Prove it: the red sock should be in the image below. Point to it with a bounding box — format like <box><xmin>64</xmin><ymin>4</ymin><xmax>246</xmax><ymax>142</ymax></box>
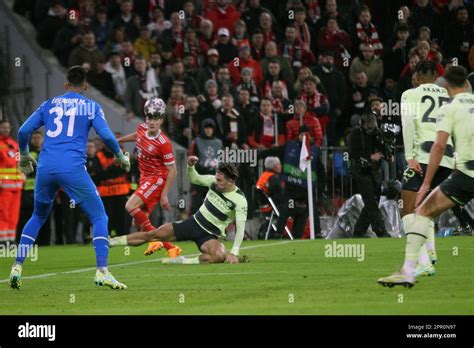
<box><xmin>162</xmin><ymin>242</ymin><xmax>175</xmax><ymax>250</ymax></box>
<box><xmin>130</xmin><ymin>208</ymin><xmax>154</xmax><ymax>231</ymax></box>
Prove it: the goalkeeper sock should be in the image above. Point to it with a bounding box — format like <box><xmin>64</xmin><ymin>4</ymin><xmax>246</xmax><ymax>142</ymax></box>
<box><xmin>402</xmin><ymin>214</ymin><xmax>433</xmax><ymax>276</ymax></box>
<box><xmin>16</xmin><ymin>202</ymin><xmax>51</xmax><ymax>264</ymax></box>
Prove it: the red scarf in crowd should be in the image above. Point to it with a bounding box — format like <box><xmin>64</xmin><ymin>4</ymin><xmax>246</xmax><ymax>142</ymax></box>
<box><xmin>294</xmin><ymin>21</ymin><xmax>311</xmax><ymax>51</ymax></box>
<box><xmin>356</xmin><ymin>22</ymin><xmax>383</xmax><ymax>57</ymax></box>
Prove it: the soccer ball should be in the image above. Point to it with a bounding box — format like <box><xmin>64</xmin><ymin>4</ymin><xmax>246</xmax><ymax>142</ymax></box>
<box><xmin>144</xmin><ymin>97</ymin><xmax>166</xmax><ymax>118</ymax></box>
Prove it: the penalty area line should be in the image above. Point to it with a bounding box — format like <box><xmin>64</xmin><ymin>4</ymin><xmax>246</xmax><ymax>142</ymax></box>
<box><xmin>0</xmin><ymin>240</ymin><xmax>302</xmax><ymax>283</ymax></box>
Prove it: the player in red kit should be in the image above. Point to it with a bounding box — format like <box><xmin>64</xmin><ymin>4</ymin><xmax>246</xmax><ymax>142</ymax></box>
<box><xmin>118</xmin><ymin>98</ymin><xmax>181</xmax><ymax>257</ymax></box>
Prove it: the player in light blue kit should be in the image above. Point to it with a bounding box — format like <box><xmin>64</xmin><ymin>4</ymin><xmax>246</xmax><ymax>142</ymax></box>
<box><xmin>9</xmin><ymin>66</ymin><xmax>130</xmax><ymax>290</ymax></box>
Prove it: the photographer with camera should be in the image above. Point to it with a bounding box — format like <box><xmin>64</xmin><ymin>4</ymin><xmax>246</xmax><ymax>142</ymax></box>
<box><xmin>348</xmin><ymin>113</ymin><xmax>392</xmax><ymax>238</ymax></box>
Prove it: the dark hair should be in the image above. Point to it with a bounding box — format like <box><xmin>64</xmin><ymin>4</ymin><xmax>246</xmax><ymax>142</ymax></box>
<box><xmin>66</xmin><ymin>66</ymin><xmax>87</xmax><ymax>86</ymax></box>
<box><xmin>444</xmin><ymin>66</ymin><xmax>467</xmax><ymax>88</ymax></box>
<box><xmin>415</xmin><ymin>60</ymin><xmax>437</xmax><ymax>76</ymax></box>
<box><xmin>0</xmin><ymin>119</ymin><xmax>10</xmax><ymax>124</ymax></box>
<box><xmin>217</xmin><ymin>162</ymin><xmax>239</xmax><ymax>181</ymax></box>
<box><xmin>359</xmin><ymin>5</ymin><xmax>370</xmax><ymax>14</ymax></box>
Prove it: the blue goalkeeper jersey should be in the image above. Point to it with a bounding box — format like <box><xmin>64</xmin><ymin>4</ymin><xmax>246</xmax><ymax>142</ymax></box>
<box><xmin>18</xmin><ymin>91</ymin><xmax>120</xmax><ymax>173</ymax></box>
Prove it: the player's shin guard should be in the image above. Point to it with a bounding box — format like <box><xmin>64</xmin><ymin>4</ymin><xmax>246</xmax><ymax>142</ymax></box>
<box><xmin>402</xmin><ymin>214</ymin><xmax>433</xmax><ymax>276</ymax></box>
<box><xmin>15</xmin><ymin>201</ymin><xmax>52</xmax><ymax>265</ymax></box>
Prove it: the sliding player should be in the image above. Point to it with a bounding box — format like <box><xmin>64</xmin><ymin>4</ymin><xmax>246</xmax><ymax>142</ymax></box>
<box><xmin>110</xmin><ymin>157</ymin><xmax>247</xmax><ymax>264</ymax></box>
<box><xmin>378</xmin><ymin>66</ymin><xmax>474</xmax><ymax>288</ymax></box>
<box><xmin>118</xmin><ymin>97</ymin><xmax>181</xmax><ymax>258</ymax></box>
<box><xmin>10</xmin><ymin>66</ymin><xmax>129</xmax><ymax>290</ymax></box>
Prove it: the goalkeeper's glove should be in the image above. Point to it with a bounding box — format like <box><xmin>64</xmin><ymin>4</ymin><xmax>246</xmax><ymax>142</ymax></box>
<box><xmin>19</xmin><ymin>151</ymin><xmax>37</xmax><ymax>175</ymax></box>
<box><xmin>114</xmin><ymin>151</ymin><xmax>130</xmax><ymax>172</ymax></box>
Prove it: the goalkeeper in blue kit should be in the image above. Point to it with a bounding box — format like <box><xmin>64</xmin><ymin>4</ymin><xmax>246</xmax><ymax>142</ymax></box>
<box><xmin>9</xmin><ymin>66</ymin><xmax>130</xmax><ymax>290</ymax></box>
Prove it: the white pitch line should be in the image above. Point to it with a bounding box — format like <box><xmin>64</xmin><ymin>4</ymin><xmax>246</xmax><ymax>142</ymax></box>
<box><xmin>0</xmin><ymin>240</ymin><xmax>302</xmax><ymax>283</ymax></box>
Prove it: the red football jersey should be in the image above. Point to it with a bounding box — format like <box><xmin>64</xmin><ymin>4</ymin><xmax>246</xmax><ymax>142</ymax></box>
<box><xmin>136</xmin><ymin>123</ymin><xmax>175</xmax><ymax>180</ymax></box>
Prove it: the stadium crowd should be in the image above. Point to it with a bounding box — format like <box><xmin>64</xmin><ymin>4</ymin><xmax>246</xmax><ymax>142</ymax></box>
<box><xmin>6</xmin><ymin>0</ymin><xmax>474</xmax><ymax>242</ymax></box>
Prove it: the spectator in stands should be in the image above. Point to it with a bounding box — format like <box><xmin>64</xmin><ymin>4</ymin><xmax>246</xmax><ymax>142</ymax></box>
<box><xmin>270</xmin><ymin>81</ymin><xmax>292</xmax><ymax>122</ymax></box>
<box><xmin>232</xmin><ymin>20</ymin><xmax>250</xmax><ymax>48</ymax></box>
<box><xmin>162</xmin><ymin>60</ymin><xmax>199</xmax><ymax>101</ymax></box>
<box><xmin>250</xmin><ymin>29</ymin><xmax>266</xmax><ymax>61</ymax></box>
<box><xmin>175</xmin><ymin>26</ymin><xmax>209</xmax><ymax>68</ymax></box>
<box><xmin>147</xmin><ymin>6</ymin><xmax>166</xmax><ymax>41</ymax></box>
<box><xmin>103</xmin><ymin>27</ymin><xmax>126</xmax><ymax>61</ymax></box>
<box><xmin>198</xmin><ymin>79</ymin><xmax>222</xmax><ymax>118</ymax></box>
<box><xmin>349</xmin><ymin>71</ymin><xmax>371</xmax><ymax>123</ymax></box>
<box><xmin>228</xmin><ymin>42</ymin><xmax>263</xmax><ymax>87</ymax></box>
<box><xmin>248</xmin><ymin>97</ymin><xmax>284</xmax><ymax>149</ymax></box>
<box><xmin>259</xmin><ymin>11</ymin><xmax>279</xmax><ymax>44</ymax></box>
<box><xmin>160</xmin><ymin>12</ymin><xmax>184</xmax><ymax>48</ymax></box>
<box><xmin>53</xmin><ymin>8</ymin><xmax>82</xmax><ymax>67</ymax></box>
<box><xmin>260</xmin><ymin>59</ymin><xmax>292</xmax><ymax>100</ymax></box>
<box><xmin>183</xmin><ymin>53</ymin><xmax>198</xmax><ymax>79</ymax></box>
<box><xmin>393</xmin><ymin>5</ymin><xmax>416</xmax><ymax>39</ymax></box>
<box><xmin>235</xmin><ymin>67</ymin><xmax>260</xmax><ymax>104</ymax></box>
<box><xmin>444</xmin><ymin>7</ymin><xmax>474</xmax><ymax>69</ymax></box>
<box><xmin>241</xmin><ymin>0</ymin><xmax>273</xmax><ymax>35</ymax></box>
<box><xmin>313</xmin><ymin>51</ymin><xmax>347</xmax><ymax>146</ymax></box>
<box><xmin>215</xmin><ymin>27</ymin><xmax>239</xmax><ymax>65</ymax></box>
<box><xmin>383</xmin><ymin>24</ymin><xmax>412</xmax><ymax>80</ymax></box>
<box><xmin>197</xmin><ymin>19</ymin><xmax>215</xmax><ymax>47</ymax></box>
<box><xmin>182</xmin><ymin>0</ymin><xmax>203</xmax><ymax>30</ymax></box>
<box><xmin>112</xmin><ymin>0</ymin><xmax>139</xmax><ymax>42</ymax></box>
<box><xmin>410</xmin><ymin>0</ymin><xmax>439</xmax><ymax>36</ymax></box>
<box><xmin>182</xmin><ymin>95</ymin><xmax>208</xmax><ymax>140</ymax></box>
<box><xmin>354</xmin><ymin>5</ymin><xmax>383</xmax><ymax>57</ymax></box>
<box><xmin>293</xmin><ymin>7</ymin><xmax>314</xmax><ymax>52</ymax></box>
<box><xmin>188</xmin><ymin>118</ymin><xmax>223</xmax><ymax>214</ymax></box>
<box><xmin>217</xmin><ymin>66</ymin><xmax>234</xmax><ymax>96</ymax></box>
<box><xmin>293</xmin><ymin>66</ymin><xmax>313</xmax><ymax>96</ymax></box>
<box><xmin>349</xmin><ymin>43</ymin><xmax>384</xmax><ymax>88</ymax></box>
<box><xmin>124</xmin><ymin>56</ymin><xmax>160</xmax><ymax>121</ymax></box>
<box><xmin>286</xmin><ymin>100</ymin><xmax>323</xmax><ymax>147</ymax></box>
<box><xmin>159</xmin><ymin>43</ymin><xmax>175</xmax><ymax>75</ymax></box>
<box><xmin>134</xmin><ymin>26</ymin><xmax>157</xmax><ymax>61</ymax></box>
<box><xmin>165</xmin><ymin>83</ymin><xmax>186</xmax><ymax>140</ymax></box>
<box><xmin>395</xmin><ymin>51</ymin><xmax>420</xmax><ymax>101</ymax></box>
<box><xmin>280</xmin><ymin>25</ymin><xmax>316</xmax><ymax>72</ymax></box>
<box><xmin>196</xmin><ymin>48</ymin><xmax>220</xmax><ymax>93</ymax></box>
<box><xmin>216</xmin><ymin>94</ymin><xmax>248</xmax><ymax>149</ymax></box>
<box><xmin>36</xmin><ymin>0</ymin><xmax>66</xmax><ymax>49</ymax></box>
<box><xmin>119</xmin><ymin>39</ymin><xmax>137</xmax><ymax>77</ymax></box>
<box><xmin>317</xmin><ymin>18</ymin><xmax>352</xmax><ymax>70</ymax></box>
<box><xmin>412</xmin><ymin>41</ymin><xmax>445</xmax><ymax>75</ymax></box>
<box><xmin>92</xmin><ymin>6</ymin><xmax>112</xmax><ymax>52</ymax></box>
<box><xmin>300</xmin><ymin>76</ymin><xmax>330</xmax><ymax>133</ymax></box>
<box><xmin>68</xmin><ymin>31</ymin><xmax>105</xmax><ymax>88</ymax></box>
<box><xmin>236</xmin><ymin>88</ymin><xmax>259</xmax><ymax>126</ymax></box>
<box><xmin>104</xmin><ymin>50</ymin><xmax>127</xmax><ymax>104</ymax></box>
<box><xmin>260</xmin><ymin>41</ymin><xmax>294</xmax><ymax>86</ymax></box>
<box><xmin>206</xmin><ymin>0</ymin><xmax>241</xmax><ymax>35</ymax></box>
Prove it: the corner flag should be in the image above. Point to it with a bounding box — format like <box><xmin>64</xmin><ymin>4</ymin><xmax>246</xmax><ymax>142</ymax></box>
<box><xmin>299</xmin><ymin>134</ymin><xmax>316</xmax><ymax>239</ymax></box>
<box><xmin>299</xmin><ymin>132</ymin><xmax>311</xmax><ymax>172</ymax></box>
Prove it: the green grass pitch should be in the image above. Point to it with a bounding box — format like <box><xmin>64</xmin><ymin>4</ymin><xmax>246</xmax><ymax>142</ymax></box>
<box><xmin>0</xmin><ymin>237</ymin><xmax>473</xmax><ymax>315</ymax></box>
